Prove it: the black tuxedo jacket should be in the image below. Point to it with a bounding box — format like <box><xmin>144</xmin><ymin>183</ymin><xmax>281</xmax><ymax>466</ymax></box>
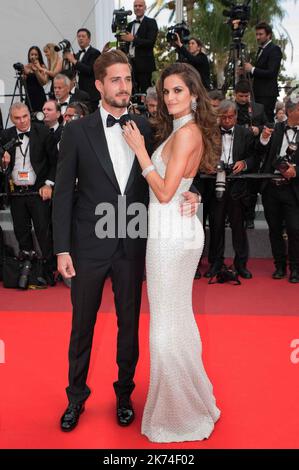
<box><xmin>257</xmin><ymin>122</ymin><xmax>299</xmax><ymax>202</ymax></box>
<box><xmin>53</xmin><ymin>110</ymin><xmax>153</xmax><ymax>260</ymax></box>
<box><xmin>52</xmin><ymin>124</ymin><xmax>63</xmax><ymax>145</ymax></box>
<box><xmin>0</xmin><ymin>123</ymin><xmax>58</xmax><ymax>189</ymax></box>
<box><xmin>127</xmin><ymin>16</ymin><xmax>158</xmax><ymax>73</ymax></box>
<box><xmin>71</xmin><ymin>87</ymin><xmax>90</xmax><ymax>104</ymax></box>
<box><xmin>237</xmin><ymin>101</ymin><xmax>268</xmax><ymax>129</ymax></box>
<box><xmin>253</xmin><ymin>42</ymin><xmax>282</xmax><ymax>98</ymax></box>
<box><xmin>74</xmin><ymin>46</ymin><xmax>101</xmax><ymax>102</ymax></box>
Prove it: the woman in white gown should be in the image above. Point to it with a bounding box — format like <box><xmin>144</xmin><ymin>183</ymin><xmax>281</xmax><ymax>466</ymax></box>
<box><xmin>122</xmin><ymin>63</ymin><xmax>221</xmax><ymax>443</ymax></box>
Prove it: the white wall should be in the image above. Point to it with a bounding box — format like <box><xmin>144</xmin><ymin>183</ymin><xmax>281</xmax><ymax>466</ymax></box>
<box><xmin>0</xmin><ymin>0</ymin><xmax>115</xmax><ymax>126</ymax></box>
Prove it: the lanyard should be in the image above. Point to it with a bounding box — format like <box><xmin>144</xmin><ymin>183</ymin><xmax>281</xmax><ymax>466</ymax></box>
<box><xmin>221</xmin><ymin>131</ymin><xmax>234</xmax><ymax>165</ymax></box>
<box><xmin>19</xmin><ymin>140</ymin><xmax>30</xmax><ymax>168</ymax></box>
<box><xmin>285</xmin><ymin>128</ymin><xmax>298</xmax><ymax>145</ymax></box>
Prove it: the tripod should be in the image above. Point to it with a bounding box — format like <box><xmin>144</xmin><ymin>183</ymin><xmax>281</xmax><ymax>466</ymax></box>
<box><xmin>5</xmin><ymin>71</ymin><xmax>33</xmax><ymax>129</ymax></box>
<box><xmin>222</xmin><ymin>38</ymin><xmax>248</xmax><ymax>95</ymax></box>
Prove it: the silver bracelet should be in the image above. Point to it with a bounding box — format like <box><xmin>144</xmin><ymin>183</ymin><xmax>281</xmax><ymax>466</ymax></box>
<box><xmin>142</xmin><ymin>165</ymin><xmax>155</xmax><ymax>178</ymax></box>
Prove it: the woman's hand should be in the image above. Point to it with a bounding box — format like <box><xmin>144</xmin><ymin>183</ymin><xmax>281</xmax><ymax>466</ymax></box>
<box><xmin>122</xmin><ymin>120</ymin><xmax>145</xmax><ymax>154</ymax></box>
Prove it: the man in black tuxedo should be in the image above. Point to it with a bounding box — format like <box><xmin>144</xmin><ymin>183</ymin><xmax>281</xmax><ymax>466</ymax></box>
<box><xmin>42</xmin><ymin>100</ymin><xmax>63</xmax><ymax>146</ymax></box>
<box><xmin>53</xmin><ymin>50</ymin><xmax>199</xmax><ymax>431</ymax></box>
<box><xmin>121</xmin><ymin>0</ymin><xmax>158</xmax><ymax>93</ymax></box>
<box><xmin>64</xmin><ymin>28</ymin><xmax>101</xmax><ymax>111</ymax></box>
<box><xmin>1</xmin><ymin>103</ymin><xmax>58</xmax><ymax>284</ymax></box>
<box><xmin>234</xmin><ymin>79</ymin><xmax>268</xmax><ymax>228</ymax></box>
<box><xmin>205</xmin><ymin>100</ymin><xmax>255</xmax><ymax>279</ymax></box>
<box><xmin>258</xmin><ymin>96</ymin><xmax>299</xmax><ymax>283</ymax></box>
<box><xmin>244</xmin><ymin>22</ymin><xmax>282</xmax><ymax>122</ymax></box>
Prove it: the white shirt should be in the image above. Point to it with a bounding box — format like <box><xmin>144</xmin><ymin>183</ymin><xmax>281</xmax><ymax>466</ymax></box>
<box><xmin>129</xmin><ymin>16</ymin><xmax>144</xmax><ymax>58</ymax></box>
<box><xmin>220</xmin><ymin>127</ymin><xmax>234</xmax><ymax>165</ymax></box>
<box><xmin>77</xmin><ymin>44</ymin><xmax>90</xmax><ymax>62</ymax></box>
<box><xmin>100</xmin><ymin>106</ymin><xmax>135</xmax><ymax>195</ymax></box>
<box><xmin>12</xmin><ymin>128</ymin><xmax>37</xmax><ymax>186</ymax></box>
<box><xmin>59</xmin><ymin>95</ymin><xmax>71</xmax><ymax>115</ymax></box>
<box><xmin>260</xmin><ymin>125</ymin><xmax>299</xmax><ymax>172</ymax></box>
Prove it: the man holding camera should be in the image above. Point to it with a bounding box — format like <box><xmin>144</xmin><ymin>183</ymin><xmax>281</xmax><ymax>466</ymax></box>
<box><xmin>205</xmin><ymin>100</ymin><xmax>255</xmax><ymax>279</ymax></box>
<box><xmin>243</xmin><ymin>22</ymin><xmax>282</xmax><ymax>122</ymax></box>
<box><xmin>63</xmin><ymin>28</ymin><xmax>101</xmax><ymax>112</ymax></box>
<box><xmin>121</xmin><ymin>0</ymin><xmax>158</xmax><ymax>94</ymax></box>
<box><xmin>258</xmin><ymin>96</ymin><xmax>299</xmax><ymax>283</ymax></box>
<box><xmin>174</xmin><ymin>35</ymin><xmax>210</xmax><ymax>91</ymax></box>
<box><xmin>0</xmin><ymin>103</ymin><xmax>58</xmax><ymax>285</ymax></box>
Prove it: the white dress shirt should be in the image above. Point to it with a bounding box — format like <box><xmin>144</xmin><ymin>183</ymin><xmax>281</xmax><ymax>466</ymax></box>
<box><xmin>220</xmin><ymin>127</ymin><xmax>235</xmax><ymax>165</ymax></box>
<box><xmin>12</xmin><ymin>128</ymin><xmax>37</xmax><ymax>186</ymax></box>
<box><xmin>100</xmin><ymin>106</ymin><xmax>135</xmax><ymax>195</ymax></box>
<box><xmin>77</xmin><ymin>44</ymin><xmax>90</xmax><ymax>62</ymax></box>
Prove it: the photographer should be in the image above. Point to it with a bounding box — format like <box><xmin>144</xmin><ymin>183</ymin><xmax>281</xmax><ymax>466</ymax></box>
<box><xmin>258</xmin><ymin>96</ymin><xmax>299</xmax><ymax>283</ymax></box>
<box><xmin>205</xmin><ymin>100</ymin><xmax>255</xmax><ymax>279</ymax></box>
<box><xmin>63</xmin><ymin>28</ymin><xmax>101</xmax><ymax>111</ymax></box>
<box><xmin>1</xmin><ymin>102</ymin><xmax>58</xmax><ymax>286</ymax></box>
<box><xmin>174</xmin><ymin>35</ymin><xmax>211</xmax><ymax>91</ymax></box>
<box><xmin>243</xmin><ymin>22</ymin><xmax>282</xmax><ymax>122</ymax></box>
<box><xmin>121</xmin><ymin>0</ymin><xmax>158</xmax><ymax>93</ymax></box>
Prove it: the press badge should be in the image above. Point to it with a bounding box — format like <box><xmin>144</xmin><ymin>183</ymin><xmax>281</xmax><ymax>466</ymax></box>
<box><xmin>17</xmin><ymin>171</ymin><xmax>30</xmax><ymax>181</ymax></box>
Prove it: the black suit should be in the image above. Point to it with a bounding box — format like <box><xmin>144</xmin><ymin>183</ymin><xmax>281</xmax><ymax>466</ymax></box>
<box><xmin>1</xmin><ymin>124</ymin><xmax>57</xmax><ymax>261</ymax></box>
<box><xmin>252</xmin><ymin>42</ymin><xmax>282</xmax><ymax>122</ymax></box>
<box><xmin>74</xmin><ymin>46</ymin><xmax>101</xmax><ymax>111</ymax></box>
<box><xmin>70</xmin><ymin>88</ymin><xmax>91</xmax><ymax>110</ymax></box>
<box><xmin>53</xmin><ymin>110</ymin><xmax>152</xmax><ymax>404</ymax></box>
<box><xmin>207</xmin><ymin>125</ymin><xmax>255</xmax><ymax>267</ymax></box>
<box><xmin>258</xmin><ymin>122</ymin><xmax>299</xmax><ymax>269</ymax></box>
<box><xmin>177</xmin><ymin>47</ymin><xmax>210</xmax><ymax>90</ymax></box>
<box><xmin>127</xmin><ymin>17</ymin><xmax>158</xmax><ymax>93</ymax></box>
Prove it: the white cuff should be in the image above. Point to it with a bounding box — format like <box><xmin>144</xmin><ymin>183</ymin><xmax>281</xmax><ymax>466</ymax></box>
<box><xmin>45</xmin><ymin>180</ymin><xmax>55</xmax><ymax>186</ymax></box>
<box><xmin>57</xmin><ymin>252</ymin><xmax>69</xmax><ymax>255</ymax></box>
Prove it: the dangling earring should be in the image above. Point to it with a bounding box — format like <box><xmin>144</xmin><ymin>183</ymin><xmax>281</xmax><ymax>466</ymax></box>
<box><xmin>191</xmin><ymin>97</ymin><xmax>197</xmax><ymax>113</ymax></box>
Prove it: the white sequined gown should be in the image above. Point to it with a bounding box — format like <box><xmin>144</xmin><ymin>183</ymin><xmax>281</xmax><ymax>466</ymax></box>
<box><xmin>142</xmin><ymin>114</ymin><xmax>220</xmax><ymax>443</ymax></box>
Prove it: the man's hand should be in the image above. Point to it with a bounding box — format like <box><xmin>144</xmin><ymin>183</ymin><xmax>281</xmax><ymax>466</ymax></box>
<box><xmin>180</xmin><ymin>191</ymin><xmax>201</xmax><ymax>217</ymax></box>
<box><xmin>280</xmin><ymin>163</ymin><xmax>296</xmax><ymax>179</ymax></box>
<box><xmin>120</xmin><ymin>32</ymin><xmax>134</xmax><ymax>42</ymax></box>
<box><xmin>57</xmin><ymin>254</ymin><xmax>76</xmax><ymax>279</ymax></box>
<box><xmin>2</xmin><ymin>151</ymin><xmax>11</xmax><ymax>169</ymax></box>
<box><xmin>39</xmin><ymin>184</ymin><xmax>53</xmax><ymax>201</ymax></box>
<box><xmin>244</xmin><ymin>62</ymin><xmax>253</xmax><ymax>73</ymax></box>
<box><xmin>233</xmin><ymin>160</ymin><xmax>246</xmax><ymax>174</ymax></box>
<box><xmin>251</xmin><ymin>126</ymin><xmax>260</xmax><ymax>136</ymax></box>
<box><xmin>63</xmin><ymin>51</ymin><xmax>77</xmax><ymax>65</ymax></box>
<box><xmin>261</xmin><ymin>125</ymin><xmax>274</xmax><ymax>140</ymax></box>
<box><xmin>174</xmin><ymin>32</ymin><xmax>183</xmax><ymax>48</ymax></box>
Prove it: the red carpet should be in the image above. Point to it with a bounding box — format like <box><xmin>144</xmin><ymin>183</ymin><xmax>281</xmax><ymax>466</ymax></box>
<box><xmin>0</xmin><ymin>259</ymin><xmax>299</xmax><ymax>449</ymax></box>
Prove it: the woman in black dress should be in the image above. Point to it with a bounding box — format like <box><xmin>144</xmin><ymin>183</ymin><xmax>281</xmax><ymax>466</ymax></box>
<box><xmin>23</xmin><ymin>46</ymin><xmax>47</xmax><ymax>112</ymax></box>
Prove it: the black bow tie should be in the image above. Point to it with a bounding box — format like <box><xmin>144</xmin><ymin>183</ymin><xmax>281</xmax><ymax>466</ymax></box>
<box><xmin>79</xmin><ymin>49</ymin><xmax>86</xmax><ymax>53</ymax></box>
<box><xmin>134</xmin><ymin>19</ymin><xmax>141</xmax><ymax>24</ymax></box>
<box><xmin>18</xmin><ymin>131</ymin><xmax>30</xmax><ymax>140</ymax></box>
<box><xmin>60</xmin><ymin>102</ymin><xmax>68</xmax><ymax>107</ymax></box>
<box><xmin>106</xmin><ymin>114</ymin><xmax>129</xmax><ymax>128</ymax></box>
<box><xmin>285</xmin><ymin>125</ymin><xmax>298</xmax><ymax>132</ymax></box>
<box><xmin>50</xmin><ymin>128</ymin><xmax>55</xmax><ymax>133</ymax></box>
<box><xmin>221</xmin><ymin>129</ymin><xmax>233</xmax><ymax>135</ymax></box>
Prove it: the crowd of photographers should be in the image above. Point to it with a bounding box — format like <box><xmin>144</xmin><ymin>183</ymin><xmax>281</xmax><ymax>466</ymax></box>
<box><xmin>0</xmin><ymin>0</ymin><xmax>299</xmax><ymax>289</ymax></box>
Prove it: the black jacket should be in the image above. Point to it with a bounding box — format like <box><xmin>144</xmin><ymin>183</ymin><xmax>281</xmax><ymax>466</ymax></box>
<box><xmin>53</xmin><ymin>110</ymin><xmax>153</xmax><ymax>260</ymax></box>
<box><xmin>0</xmin><ymin>123</ymin><xmax>58</xmax><ymax>189</ymax></box>
<box><xmin>257</xmin><ymin>121</ymin><xmax>299</xmax><ymax>202</ymax></box>
<box><xmin>74</xmin><ymin>46</ymin><xmax>101</xmax><ymax>102</ymax></box>
<box><xmin>126</xmin><ymin>16</ymin><xmax>158</xmax><ymax>73</ymax></box>
<box><xmin>253</xmin><ymin>42</ymin><xmax>282</xmax><ymax>98</ymax></box>
<box><xmin>177</xmin><ymin>46</ymin><xmax>210</xmax><ymax>90</ymax></box>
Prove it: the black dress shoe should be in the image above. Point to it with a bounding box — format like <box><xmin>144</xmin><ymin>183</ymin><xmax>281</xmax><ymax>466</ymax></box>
<box><xmin>289</xmin><ymin>269</ymin><xmax>299</xmax><ymax>283</ymax></box>
<box><xmin>204</xmin><ymin>262</ymin><xmax>222</xmax><ymax>278</ymax></box>
<box><xmin>60</xmin><ymin>402</ymin><xmax>85</xmax><ymax>432</ymax></box>
<box><xmin>272</xmin><ymin>266</ymin><xmax>286</xmax><ymax>279</ymax></box>
<box><xmin>245</xmin><ymin>219</ymin><xmax>255</xmax><ymax>229</ymax></box>
<box><xmin>235</xmin><ymin>265</ymin><xmax>252</xmax><ymax>279</ymax></box>
<box><xmin>116</xmin><ymin>397</ymin><xmax>135</xmax><ymax>427</ymax></box>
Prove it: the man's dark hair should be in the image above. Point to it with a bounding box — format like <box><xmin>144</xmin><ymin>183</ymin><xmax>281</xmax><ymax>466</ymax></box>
<box><xmin>44</xmin><ymin>99</ymin><xmax>61</xmax><ymax>113</ymax></box>
<box><xmin>208</xmin><ymin>90</ymin><xmax>224</xmax><ymax>101</ymax></box>
<box><xmin>77</xmin><ymin>28</ymin><xmax>91</xmax><ymax>38</ymax></box>
<box><xmin>66</xmin><ymin>101</ymin><xmax>89</xmax><ymax>117</ymax></box>
<box><xmin>235</xmin><ymin>80</ymin><xmax>251</xmax><ymax>94</ymax></box>
<box><xmin>93</xmin><ymin>50</ymin><xmax>130</xmax><ymax>82</ymax></box>
<box><xmin>255</xmin><ymin>21</ymin><xmax>272</xmax><ymax>37</ymax></box>
<box><xmin>189</xmin><ymin>37</ymin><xmax>203</xmax><ymax>48</ymax></box>
<box><xmin>61</xmin><ymin>68</ymin><xmax>76</xmax><ymax>81</ymax></box>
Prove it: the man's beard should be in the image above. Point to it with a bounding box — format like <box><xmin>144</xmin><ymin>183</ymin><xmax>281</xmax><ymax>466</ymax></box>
<box><xmin>106</xmin><ymin>95</ymin><xmax>131</xmax><ymax>109</ymax></box>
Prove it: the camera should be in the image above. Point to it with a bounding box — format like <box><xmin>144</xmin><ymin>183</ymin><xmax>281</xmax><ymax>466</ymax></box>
<box><xmin>275</xmin><ymin>143</ymin><xmax>298</xmax><ymax>172</ymax></box>
<box><xmin>209</xmin><ymin>264</ymin><xmax>241</xmax><ymax>285</ymax></box>
<box><xmin>0</xmin><ymin>137</ymin><xmax>22</xmax><ymax>171</ymax></box>
<box><xmin>13</xmin><ymin>62</ymin><xmax>25</xmax><ymax>74</ymax></box>
<box><xmin>166</xmin><ymin>21</ymin><xmax>190</xmax><ymax>46</ymax></box>
<box><xmin>222</xmin><ymin>0</ymin><xmax>251</xmax><ymax>40</ymax></box>
<box><xmin>18</xmin><ymin>250</ymin><xmax>35</xmax><ymax>290</ymax></box>
<box><xmin>112</xmin><ymin>8</ymin><xmax>132</xmax><ymax>35</ymax></box>
<box><xmin>54</xmin><ymin>39</ymin><xmax>71</xmax><ymax>53</ymax></box>
<box><xmin>129</xmin><ymin>93</ymin><xmax>147</xmax><ymax>115</ymax></box>
<box><xmin>215</xmin><ymin>160</ymin><xmax>235</xmax><ymax>199</ymax></box>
